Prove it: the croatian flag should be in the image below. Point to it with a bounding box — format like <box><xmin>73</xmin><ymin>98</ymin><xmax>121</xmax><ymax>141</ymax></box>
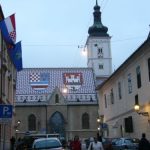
<box><xmin>0</xmin><ymin>14</ymin><xmax>16</xmax><ymax>45</ymax></box>
<box><xmin>30</xmin><ymin>73</ymin><xmax>49</xmax><ymax>90</ymax></box>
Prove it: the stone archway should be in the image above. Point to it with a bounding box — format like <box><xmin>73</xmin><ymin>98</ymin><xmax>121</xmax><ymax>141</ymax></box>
<box><xmin>49</xmin><ymin>111</ymin><xmax>65</xmax><ymax>138</ymax></box>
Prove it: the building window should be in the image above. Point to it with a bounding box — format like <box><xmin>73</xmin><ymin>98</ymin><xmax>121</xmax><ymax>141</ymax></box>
<box><xmin>97</xmin><ymin>48</ymin><xmax>103</xmax><ymax>58</ymax></box>
<box><xmin>136</xmin><ymin>66</ymin><xmax>142</xmax><ymax>88</ymax></box>
<box><xmin>118</xmin><ymin>82</ymin><xmax>122</xmax><ymax>99</ymax></box>
<box><xmin>99</xmin><ymin>63</ymin><xmax>104</xmax><ymax>69</ymax></box>
<box><xmin>104</xmin><ymin>94</ymin><xmax>107</xmax><ymax>108</ymax></box>
<box><xmin>28</xmin><ymin>114</ymin><xmax>36</xmax><ymax>131</ymax></box>
<box><xmin>128</xmin><ymin>73</ymin><xmax>132</xmax><ymax>94</ymax></box>
<box><xmin>55</xmin><ymin>94</ymin><xmax>59</xmax><ymax>103</ymax></box>
<box><xmin>135</xmin><ymin>94</ymin><xmax>139</xmax><ymax>105</ymax></box>
<box><xmin>148</xmin><ymin>58</ymin><xmax>150</xmax><ymax>81</ymax></box>
<box><xmin>124</xmin><ymin>116</ymin><xmax>133</xmax><ymax>133</ymax></box>
<box><xmin>82</xmin><ymin>113</ymin><xmax>89</xmax><ymax>129</ymax></box>
<box><xmin>110</xmin><ymin>89</ymin><xmax>114</xmax><ymax>104</ymax></box>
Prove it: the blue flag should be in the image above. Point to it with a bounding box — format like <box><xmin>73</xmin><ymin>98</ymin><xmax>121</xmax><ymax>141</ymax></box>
<box><xmin>8</xmin><ymin>41</ymin><xmax>23</xmax><ymax>71</ymax></box>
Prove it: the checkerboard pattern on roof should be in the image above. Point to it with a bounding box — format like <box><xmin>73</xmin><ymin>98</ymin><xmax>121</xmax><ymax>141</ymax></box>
<box><xmin>16</xmin><ymin>68</ymin><xmax>96</xmax><ymax>95</ymax></box>
<box><xmin>30</xmin><ymin>73</ymin><xmax>40</xmax><ymax>82</ymax></box>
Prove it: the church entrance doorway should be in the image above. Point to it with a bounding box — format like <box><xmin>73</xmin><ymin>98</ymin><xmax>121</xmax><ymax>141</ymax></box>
<box><xmin>49</xmin><ymin>111</ymin><xmax>66</xmax><ymax>139</ymax></box>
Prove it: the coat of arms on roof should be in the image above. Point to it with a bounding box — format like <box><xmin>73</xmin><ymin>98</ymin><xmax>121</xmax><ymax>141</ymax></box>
<box><xmin>29</xmin><ymin>72</ymin><xmax>49</xmax><ymax>90</ymax></box>
<box><xmin>63</xmin><ymin>73</ymin><xmax>83</xmax><ymax>91</ymax></box>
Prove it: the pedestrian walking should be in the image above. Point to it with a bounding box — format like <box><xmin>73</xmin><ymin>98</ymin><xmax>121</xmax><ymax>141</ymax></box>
<box><xmin>138</xmin><ymin>133</ymin><xmax>150</xmax><ymax>150</ymax></box>
<box><xmin>88</xmin><ymin>137</ymin><xmax>104</xmax><ymax>150</ymax></box>
<box><xmin>10</xmin><ymin>136</ymin><xmax>16</xmax><ymax>150</ymax></box>
<box><xmin>71</xmin><ymin>135</ymin><xmax>81</xmax><ymax>150</ymax></box>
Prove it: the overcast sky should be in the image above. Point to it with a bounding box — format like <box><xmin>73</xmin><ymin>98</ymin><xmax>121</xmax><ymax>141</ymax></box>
<box><xmin>0</xmin><ymin>0</ymin><xmax>150</xmax><ymax>70</ymax></box>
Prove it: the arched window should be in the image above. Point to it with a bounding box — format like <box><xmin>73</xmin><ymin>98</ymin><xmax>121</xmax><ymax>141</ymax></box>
<box><xmin>82</xmin><ymin>113</ymin><xmax>89</xmax><ymax>129</ymax></box>
<box><xmin>28</xmin><ymin>114</ymin><xmax>36</xmax><ymax>131</ymax></box>
<box><xmin>55</xmin><ymin>94</ymin><xmax>59</xmax><ymax>103</ymax></box>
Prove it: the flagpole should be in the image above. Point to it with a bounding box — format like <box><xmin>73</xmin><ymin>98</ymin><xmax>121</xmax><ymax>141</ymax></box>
<box><xmin>0</xmin><ymin>28</ymin><xmax>4</xmax><ymax>150</ymax></box>
<box><xmin>0</xmin><ymin>28</ymin><xmax>2</xmax><ymax>150</ymax></box>
<box><xmin>0</xmin><ymin>5</ymin><xmax>4</xmax><ymax>149</ymax></box>
<box><xmin>0</xmin><ymin>30</ymin><xmax>2</xmax><ymax>104</ymax></box>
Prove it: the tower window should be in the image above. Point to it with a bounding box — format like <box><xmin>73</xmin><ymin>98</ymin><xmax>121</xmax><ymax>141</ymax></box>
<box><xmin>98</xmin><ymin>48</ymin><xmax>103</xmax><ymax>54</ymax></box>
<box><xmin>99</xmin><ymin>64</ymin><xmax>103</xmax><ymax>69</ymax></box>
<box><xmin>97</xmin><ymin>48</ymin><xmax>103</xmax><ymax>58</ymax></box>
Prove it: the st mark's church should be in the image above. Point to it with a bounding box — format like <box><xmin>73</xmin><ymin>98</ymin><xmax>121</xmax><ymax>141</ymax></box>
<box><xmin>15</xmin><ymin>1</ymin><xmax>112</xmax><ymax>140</ymax></box>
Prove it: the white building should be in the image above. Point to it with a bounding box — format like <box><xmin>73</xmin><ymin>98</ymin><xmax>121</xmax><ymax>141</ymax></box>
<box><xmin>86</xmin><ymin>0</ymin><xmax>112</xmax><ymax>86</ymax></box>
<box><xmin>97</xmin><ymin>34</ymin><xmax>150</xmax><ymax>139</ymax></box>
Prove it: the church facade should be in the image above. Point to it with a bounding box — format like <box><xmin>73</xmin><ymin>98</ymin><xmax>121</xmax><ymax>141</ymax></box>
<box><xmin>15</xmin><ymin>1</ymin><xmax>112</xmax><ymax>140</ymax></box>
<box><xmin>15</xmin><ymin>68</ymin><xmax>98</xmax><ymax>140</ymax></box>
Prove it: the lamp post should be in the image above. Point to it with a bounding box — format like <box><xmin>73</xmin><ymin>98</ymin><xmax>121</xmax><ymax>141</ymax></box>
<box><xmin>97</xmin><ymin>115</ymin><xmax>104</xmax><ymax>138</ymax></box>
<box><xmin>14</xmin><ymin>120</ymin><xmax>21</xmax><ymax>139</ymax></box>
<box><xmin>134</xmin><ymin>101</ymin><xmax>150</xmax><ymax>124</ymax></box>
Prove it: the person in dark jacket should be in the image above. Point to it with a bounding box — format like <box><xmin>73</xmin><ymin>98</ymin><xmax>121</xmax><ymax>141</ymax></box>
<box><xmin>10</xmin><ymin>136</ymin><xmax>16</xmax><ymax>150</ymax></box>
<box><xmin>138</xmin><ymin>133</ymin><xmax>150</xmax><ymax>150</ymax></box>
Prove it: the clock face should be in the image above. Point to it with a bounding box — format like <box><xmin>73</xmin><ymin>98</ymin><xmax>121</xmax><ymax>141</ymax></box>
<box><xmin>94</xmin><ymin>44</ymin><xmax>98</xmax><ymax>47</ymax></box>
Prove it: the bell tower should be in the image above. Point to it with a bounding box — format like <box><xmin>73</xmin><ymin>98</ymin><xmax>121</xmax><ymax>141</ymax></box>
<box><xmin>86</xmin><ymin>0</ymin><xmax>112</xmax><ymax>83</ymax></box>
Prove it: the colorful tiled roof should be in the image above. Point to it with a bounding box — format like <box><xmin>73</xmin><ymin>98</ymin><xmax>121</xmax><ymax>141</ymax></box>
<box><xmin>16</xmin><ymin>68</ymin><xmax>97</xmax><ymax>103</ymax></box>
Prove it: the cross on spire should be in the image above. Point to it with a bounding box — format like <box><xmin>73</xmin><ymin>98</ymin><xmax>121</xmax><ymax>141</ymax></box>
<box><xmin>96</xmin><ymin>0</ymin><xmax>98</xmax><ymax>6</ymax></box>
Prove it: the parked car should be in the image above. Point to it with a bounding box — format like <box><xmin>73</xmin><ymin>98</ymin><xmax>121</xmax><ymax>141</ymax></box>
<box><xmin>32</xmin><ymin>137</ymin><xmax>63</xmax><ymax>150</ymax></box>
<box><xmin>132</xmin><ymin>138</ymin><xmax>140</xmax><ymax>148</ymax></box>
<box><xmin>112</xmin><ymin>138</ymin><xmax>138</xmax><ymax>150</ymax></box>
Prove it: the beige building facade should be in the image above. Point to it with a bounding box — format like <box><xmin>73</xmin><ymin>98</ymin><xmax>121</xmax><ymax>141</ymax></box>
<box><xmin>0</xmin><ymin>6</ymin><xmax>18</xmax><ymax>150</ymax></box>
<box><xmin>97</xmin><ymin>36</ymin><xmax>150</xmax><ymax>139</ymax></box>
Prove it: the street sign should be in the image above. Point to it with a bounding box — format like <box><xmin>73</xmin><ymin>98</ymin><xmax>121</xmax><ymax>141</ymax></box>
<box><xmin>0</xmin><ymin>104</ymin><xmax>13</xmax><ymax>123</ymax></box>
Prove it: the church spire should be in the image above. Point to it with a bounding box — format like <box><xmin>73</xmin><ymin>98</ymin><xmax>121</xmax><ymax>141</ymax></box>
<box><xmin>96</xmin><ymin>0</ymin><xmax>98</xmax><ymax>6</ymax></box>
<box><xmin>88</xmin><ymin>0</ymin><xmax>109</xmax><ymax>37</ymax></box>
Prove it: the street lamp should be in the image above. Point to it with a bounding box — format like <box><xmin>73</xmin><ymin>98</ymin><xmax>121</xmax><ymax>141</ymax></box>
<box><xmin>134</xmin><ymin>99</ymin><xmax>149</xmax><ymax>116</ymax></box>
<box><xmin>14</xmin><ymin>120</ymin><xmax>21</xmax><ymax>132</ymax></box>
<box><xmin>97</xmin><ymin>118</ymin><xmax>101</xmax><ymax>123</ymax></box>
<box><xmin>62</xmin><ymin>87</ymin><xmax>68</xmax><ymax>94</ymax></box>
<box><xmin>17</xmin><ymin>120</ymin><xmax>21</xmax><ymax>124</ymax></box>
<box><xmin>14</xmin><ymin>120</ymin><xmax>21</xmax><ymax>139</ymax></box>
<box><xmin>134</xmin><ymin>100</ymin><xmax>150</xmax><ymax>124</ymax></box>
<box><xmin>97</xmin><ymin>115</ymin><xmax>104</xmax><ymax>137</ymax></box>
